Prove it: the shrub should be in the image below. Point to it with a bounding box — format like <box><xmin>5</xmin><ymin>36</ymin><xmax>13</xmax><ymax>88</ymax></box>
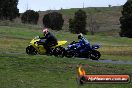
<box><xmin>0</xmin><ymin>0</ymin><xmax>19</xmax><ymax>21</ymax></box>
<box><xmin>43</xmin><ymin>12</ymin><xmax>64</xmax><ymax>30</ymax></box>
<box><xmin>69</xmin><ymin>9</ymin><xmax>87</xmax><ymax>34</ymax></box>
<box><xmin>21</xmin><ymin>10</ymin><xmax>39</xmax><ymax>24</ymax></box>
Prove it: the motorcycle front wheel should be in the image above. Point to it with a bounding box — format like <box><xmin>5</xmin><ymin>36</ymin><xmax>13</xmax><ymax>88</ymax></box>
<box><xmin>89</xmin><ymin>50</ymin><xmax>101</xmax><ymax>60</ymax></box>
<box><xmin>26</xmin><ymin>45</ymin><xmax>37</xmax><ymax>55</ymax></box>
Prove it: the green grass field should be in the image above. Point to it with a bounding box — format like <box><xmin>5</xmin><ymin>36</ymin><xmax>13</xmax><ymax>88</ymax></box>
<box><xmin>0</xmin><ymin>25</ymin><xmax>132</xmax><ymax>88</ymax></box>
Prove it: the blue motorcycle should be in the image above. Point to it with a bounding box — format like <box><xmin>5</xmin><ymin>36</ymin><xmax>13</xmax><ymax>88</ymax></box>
<box><xmin>65</xmin><ymin>37</ymin><xmax>101</xmax><ymax>60</ymax></box>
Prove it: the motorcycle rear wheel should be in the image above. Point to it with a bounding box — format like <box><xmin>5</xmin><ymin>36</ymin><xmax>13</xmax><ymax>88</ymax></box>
<box><xmin>26</xmin><ymin>45</ymin><xmax>37</xmax><ymax>55</ymax></box>
<box><xmin>53</xmin><ymin>46</ymin><xmax>65</xmax><ymax>57</ymax></box>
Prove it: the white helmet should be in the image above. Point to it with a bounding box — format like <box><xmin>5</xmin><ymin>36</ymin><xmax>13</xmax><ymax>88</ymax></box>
<box><xmin>42</xmin><ymin>28</ymin><xmax>49</xmax><ymax>35</ymax></box>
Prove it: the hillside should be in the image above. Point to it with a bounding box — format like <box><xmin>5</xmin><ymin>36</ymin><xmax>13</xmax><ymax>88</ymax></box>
<box><xmin>13</xmin><ymin>6</ymin><xmax>123</xmax><ymax>35</ymax></box>
<box><xmin>37</xmin><ymin>6</ymin><xmax>122</xmax><ymax>33</ymax></box>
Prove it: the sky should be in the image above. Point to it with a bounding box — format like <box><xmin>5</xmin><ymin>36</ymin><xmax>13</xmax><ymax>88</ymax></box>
<box><xmin>18</xmin><ymin>0</ymin><xmax>127</xmax><ymax>13</ymax></box>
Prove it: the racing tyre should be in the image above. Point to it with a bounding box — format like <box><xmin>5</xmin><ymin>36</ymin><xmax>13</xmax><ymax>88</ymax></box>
<box><xmin>26</xmin><ymin>45</ymin><xmax>37</xmax><ymax>55</ymax></box>
<box><xmin>53</xmin><ymin>47</ymin><xmax>65</xmax><ymax>57</ymax></box>
<box><xmin>89</xmin><ymin>50</ymin><xmax>101</xmax><ymax>60</ymax></box>
<box><xmin>65</xmin><ymin>50</ymin><xmax>74</xmax><ymax>58</ymax></box>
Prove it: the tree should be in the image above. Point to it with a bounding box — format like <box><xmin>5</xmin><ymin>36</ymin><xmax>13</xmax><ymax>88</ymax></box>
<box><xmin>43</xmin><ymin>12</ymin><xmax>64</xmax><ymax>30</ymax></box>
<box><xmin>69</xmin><ymin>9</ymin><xmax>87</xmax><ymax>34</ymax></box>
<box><xmin>21</xmin><ymin>10</ymin><xmax>39</xmax><ymax>24</ymax></box>
<box><xmin>119</xmin><ymin>1</ymin><xmax>132</xmax><ymax>38</ymax></box>
<box><xmin>0</xmin><ymin>0</ymin><xmax>19</xmax><ymax>20</ymax></box>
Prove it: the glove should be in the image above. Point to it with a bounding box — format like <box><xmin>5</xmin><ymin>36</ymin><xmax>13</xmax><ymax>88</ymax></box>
<box><xmin>34</xmin><ymin>36</ymin><xmax>40</xmax><ymax>39</ymax></box>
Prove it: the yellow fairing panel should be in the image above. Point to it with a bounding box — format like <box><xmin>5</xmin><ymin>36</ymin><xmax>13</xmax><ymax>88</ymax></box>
<box><xmin>55</xmin><ymin>41</ymin><xmax>67</xmax><ymax>47</ymax></box>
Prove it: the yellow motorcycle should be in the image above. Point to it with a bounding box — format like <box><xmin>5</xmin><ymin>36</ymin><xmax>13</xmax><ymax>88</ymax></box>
<box><xmin>26</xmin><ymin>36</ymin><xmax>67</xmax><ymax>56</ymax></box>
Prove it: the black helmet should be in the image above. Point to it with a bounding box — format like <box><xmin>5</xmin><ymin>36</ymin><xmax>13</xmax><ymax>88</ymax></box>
<box><xmin>78</xmin><ymin>33</ymin><xmax>83</xmax><ymax>39</ymax></box>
